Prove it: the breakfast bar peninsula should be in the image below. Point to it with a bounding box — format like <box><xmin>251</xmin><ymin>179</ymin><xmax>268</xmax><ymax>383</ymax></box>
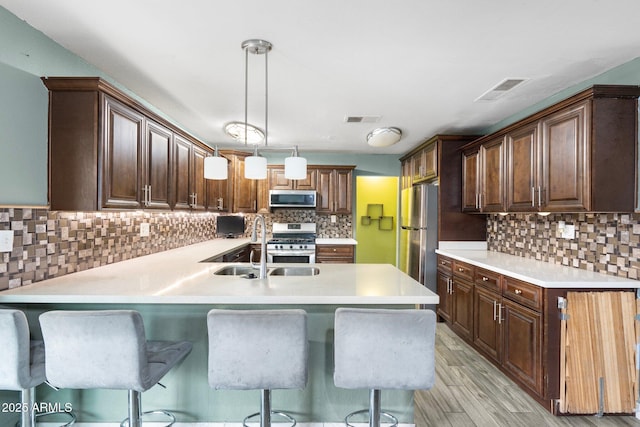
<box><xmin>0</xmin><ymin>239</ymin><xmax>438</xmax><ymax>425</ymax></box>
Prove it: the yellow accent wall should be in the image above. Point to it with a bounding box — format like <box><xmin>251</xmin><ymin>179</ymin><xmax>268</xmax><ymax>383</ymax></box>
<box><xmin>355</xmin><ymin>176</ymin><xmax>398</xmax><ymax>264</ymax></box>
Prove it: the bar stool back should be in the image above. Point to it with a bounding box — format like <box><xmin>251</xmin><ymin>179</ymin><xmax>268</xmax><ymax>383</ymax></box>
<box><xmin>333</xmin><ymin>308</ymin><xmax>437</xmax><ymax>427</ymax></box>
<box><xmin>0</xmin><ymin>309</ymin><xmax>75</xmax><ymax>427</ymax></box>
<box><xmin>39</xmin><ymin>310</ymin><xmax>192</xmax><ymax>427</ymax></box>
<box><xmin>207</xmin><ymin>309</ymin><xmax>308</xmax><ymax>427</ymax></box>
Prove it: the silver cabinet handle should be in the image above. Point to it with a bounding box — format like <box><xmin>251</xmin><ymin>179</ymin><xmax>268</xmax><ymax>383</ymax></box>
<box><xmin>147</xmin><ymin>185</ymin><xmax>151</xmax><ymax>206</ymax></box>
<box><xmin>497</xmin><ymin>303</ymin><xmax>503</xmax><ymax>324</ymax></box>
<box><xmin>493</xmin><ymin>300</ymin><xmax>498</xmax><ymax>321</ymax></box>
<box><xmin>538</xmin><ymin>186</ymin><xmax>542</xmax><ymax>207</ymax></box>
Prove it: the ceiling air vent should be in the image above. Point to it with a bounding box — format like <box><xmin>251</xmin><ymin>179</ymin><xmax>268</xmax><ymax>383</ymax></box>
<box><xmin>475</xmin><ymin>78</ymin><xmax>528</xmax><ymax>101</ymax></box>
<box><xmin>344</xmin><ymin>115</ymin><xmax>381</xmax><ymax>123</ymax></box>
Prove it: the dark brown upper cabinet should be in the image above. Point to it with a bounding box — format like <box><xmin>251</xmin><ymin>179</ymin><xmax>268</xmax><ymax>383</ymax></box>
<box><xmin>463</xmin><ymin>85</ymin><xmax>640</xmax><ymax>213</ymax></box>
<box><xmin>44</xmin><ymin>77</ymin><xmax>214</xmax><ymax>211</ymax></box>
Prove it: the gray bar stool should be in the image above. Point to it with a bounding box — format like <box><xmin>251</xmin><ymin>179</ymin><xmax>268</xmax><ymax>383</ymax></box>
<box><xmin>39</xmin><ymin>310</ymin><xmax>192</xmax><ymax>427</ymax></box>
<box><xmin>333</xmin><ymin>308</ymin><xmax>437</xmax><ymax>427</ymax></box>
<box><xmin>207</xmin><ymin>309</ymin><xmax>308</xmax><ymax>427</ymax></box>
<box><xmin>0</xmin><ymin>309</ymin><xmax>75</xmax><ymax>427</ymax></box>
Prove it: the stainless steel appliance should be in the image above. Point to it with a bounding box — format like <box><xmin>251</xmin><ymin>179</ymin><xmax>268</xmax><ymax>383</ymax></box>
<box><xmin>400</xmin><ymin>183</ymin><xmax>438</xmax><ymax>308</ymax></box>
<box><xmin>269</xmin><ymin>190</ymin><xmax>317</xmax><ymax>208</ymax></box>
<box><xmin>267</xmin><ymin>223</ymin><xmax>316</xmax><ymax>263</ymax></box>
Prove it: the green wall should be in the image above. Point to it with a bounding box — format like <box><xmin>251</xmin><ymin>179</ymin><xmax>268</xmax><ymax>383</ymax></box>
<box><xmin>355</xmin><ymin>176</ymin><xmax>398</xmax><ymax>264</ymax></box>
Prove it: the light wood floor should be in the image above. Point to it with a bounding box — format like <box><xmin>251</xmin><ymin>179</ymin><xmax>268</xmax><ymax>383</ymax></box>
<box><xmin>414</xmin><ymin>323</ymin><xmax>640</xmax><ymax>426</ymax></box>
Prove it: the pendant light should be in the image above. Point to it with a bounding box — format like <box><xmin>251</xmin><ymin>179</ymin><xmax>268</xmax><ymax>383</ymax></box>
<box><xmin>284</xmin><ymin>145</ymin><xmax>307</xmax><ymax>179</ymax></box>
<box><xmin>242</xmin><ymin>39</ymin><xmax>271</xmax><ymax>180</ymax></box>
<box><xmin>204</xmin><ymin>146</ymin><xmax>228</xmax><ymax>180</ymax></box>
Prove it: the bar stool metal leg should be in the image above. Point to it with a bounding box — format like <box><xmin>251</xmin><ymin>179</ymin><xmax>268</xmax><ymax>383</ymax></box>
<box><xmin>343</xmin><ymin>389</ymin><xmax>398</xmax><ymax>427</ymax></box>
<box><xmin>120</xmin><ymin>389</ymin><xmax>177</xmax><ymax>427</ymax></box>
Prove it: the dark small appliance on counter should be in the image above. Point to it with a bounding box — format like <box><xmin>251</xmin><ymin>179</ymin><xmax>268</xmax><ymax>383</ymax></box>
<box><xmin>216</xmin><ymin>215</ymin><xmax>245</xmax><ymax>238</ymax></box>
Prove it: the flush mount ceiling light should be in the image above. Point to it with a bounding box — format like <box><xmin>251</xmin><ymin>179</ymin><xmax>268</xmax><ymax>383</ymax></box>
<box><xmin>224</xmin><ymin>122</ymin><xmax>264</xmax><ymax>144</ymax></box>
<box><xmin>366</xmin><ymin>127</ymin><xmax>402</xmax><ymax>147</ymax></box>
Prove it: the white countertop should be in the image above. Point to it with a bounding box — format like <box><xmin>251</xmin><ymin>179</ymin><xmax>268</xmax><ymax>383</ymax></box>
<box><xmin>0</xmin><ymin>239</ymin><xmax>436</xmax><ymax>305</ymax></box>
<box><xmin>436</xmin><ymin>249</ymin><xmax>639</xmax><ymax>289</ymax></box>
<box><xmin>315</xmin><ymin>238</ymin><xmax>358</xmax><ymax>245</ymax></box>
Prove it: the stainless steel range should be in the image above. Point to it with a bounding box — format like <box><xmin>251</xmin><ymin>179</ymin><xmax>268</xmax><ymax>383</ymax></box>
<box><xmin>267</xmin><ymin>223</ymin><xmax>316</xmax><ymax>263</ymax></box>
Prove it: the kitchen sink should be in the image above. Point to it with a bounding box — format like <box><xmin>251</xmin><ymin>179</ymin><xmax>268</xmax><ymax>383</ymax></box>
<box><xmin>269</xmin><ymin>267</ymin><xmax>320</xmax><ymax>276</ymax></box>
<box><xmin>213</xmin><ymin>265</ymin><xmax>262</xmax><ymax>278</ymax></box>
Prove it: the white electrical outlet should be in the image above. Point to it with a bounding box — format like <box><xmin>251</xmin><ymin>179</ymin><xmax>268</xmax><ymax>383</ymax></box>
<box><xmin>140</xmin><ymin>223</ymin><xmax>150</xmax><ymax>237</ymax></box>
<box><xmin>330</xmin><ymin>215</ymin><xmax>337</xmax><ymax>223</ymax></box>
<box><xmin>0</xmin><ymin>230</ymin><xmax>14</xmax><ymax>252</ymax></box>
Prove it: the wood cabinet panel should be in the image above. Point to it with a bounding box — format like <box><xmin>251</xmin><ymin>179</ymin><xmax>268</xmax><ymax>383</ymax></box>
<box><xmin>502</xmin><ymin>298</ymin><xmax>543</xmax><ymax>395</ymax></box>
<box><xmin>102</xmin><ymin>96</ymin><xmax>144</xmax><ymax>209</ymax></box>
<box><xmin>315</xmin><ymin>167</ymin><xmax>354</xmax><ymax>214</ymax></box>
<box><xmin>144</xmin><ymin>121</ymin><xmax>172</xmax><ymax>209</ymax></box>
<box><xmin>316</xmin><ymin>244</ymin><xmax>354</xmax><ymax>263</ymax></box>
<box><xmin>462</xmin><ymin>149</ymin><xmax>480</xmax><ymax>212</ymax></box>
<box><xmin>173</xmin><ymin>135</ymin><xmax>192</xmax><ymax>210</ymax></box>
<box><xmin>232</xmin><ymin>154</ymin><xmax>258</xmax><ymax>213</ymax></box>
<box><xmin>541</xmin><ymin>102</ymin><xmax>588</xmax><ymax>211</ymax></box>
<box><xmin>480</xmin><ymin>137</ymin><xmax>506</xmax><ymax>212</ymax></box>
<box><xmin>451</xmin><ymin>278</ymin><xmax>474</xmax><ymax>341</ymax></box>
<box><xmin>436</xmin><ymin>271</ymin><xmax>453</xmax><ymax>323</ymax></box>
<box><xmin>268</xmin><ymin>167</ymin><xmax>316</xmax><ymax>190</ymax></box>
<box><xmin>506</xmin><ymin>123</ymin><xmax>539</xmax><ymax>211</ymax></box>
<box><xmin>474</xmin><ymin>285</ymin><xmax>502</xmax><ymax>364</ymax></box>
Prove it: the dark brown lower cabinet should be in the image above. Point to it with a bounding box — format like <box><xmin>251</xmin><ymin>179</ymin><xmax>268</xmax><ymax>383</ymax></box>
<box><xmin>451</xmin><ymin>277</ymin><xmax>473</xmax><ymax>341</ymax></box>
<box><xmin>436</xmin><ymin>269</ymin><xmax>453</xmax><ymax>323</ymax></box>
<box><xmin>473</xmin><ymin>285</ymin><xmax>502</xmax><ymax>363</ymax></box>
<box><xmin>502</xmin><ymin>298</ymin><xmax>543</xmax><ymax>396</ymax></box>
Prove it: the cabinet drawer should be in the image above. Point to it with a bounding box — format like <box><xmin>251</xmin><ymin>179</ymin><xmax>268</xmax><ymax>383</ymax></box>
<box><xmin>316</xmin><ymin>245</ymin><xmax>354</xmax><ymax>257</ymax></box>
<box><xmin>503</xmin><ymin>277</ymin><xmax>541</xmax><ymax>311</ymax></box>
<box><xmin>437</xmin><ymin>255</ymin><xmax>452</xmax><ymax>273</ymax></box>
<box><xmin>475</xmin><ymin>268</ymin><xmax>501</xmax><ymax>292</ymax></box>
<box><xmin>452</xmin><ymin>260</ymin><xmax>474</xmax><ymax>281</ymax></box>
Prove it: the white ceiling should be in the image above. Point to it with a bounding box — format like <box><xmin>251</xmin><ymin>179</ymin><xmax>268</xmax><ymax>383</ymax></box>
<box><xmin>3</xmin><ymin>0</ymin><xmax>640</xmax><ymax>155</ymax></box>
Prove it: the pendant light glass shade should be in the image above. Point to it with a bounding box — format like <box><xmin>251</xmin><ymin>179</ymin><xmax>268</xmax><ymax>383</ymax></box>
<box><xmin>245</xmin><ymin>146</ymin><xmax>267</xmax><ymax>179</ymax></box>
<box><xmin>284</xmin><ymin>145</ymin><xmax>307</xmax><ymax>179</ymax></box>
<box><xmin>204</xmin><ymin>147</ymin><xmax>228</xmax><ymax>180</ymax></box>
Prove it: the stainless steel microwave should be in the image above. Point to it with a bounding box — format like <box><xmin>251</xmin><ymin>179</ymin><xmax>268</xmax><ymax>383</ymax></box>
<box><xmin>269</xmin><ymin>190</ymin><xmax>317</xmax><ymax>208</ymax></box>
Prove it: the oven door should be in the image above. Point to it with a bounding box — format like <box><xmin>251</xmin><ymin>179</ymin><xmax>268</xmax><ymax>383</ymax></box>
<box><xmin>267</xmin><ymin>250</ymin><xmax>316</xmax><ymax>263</ymax></box>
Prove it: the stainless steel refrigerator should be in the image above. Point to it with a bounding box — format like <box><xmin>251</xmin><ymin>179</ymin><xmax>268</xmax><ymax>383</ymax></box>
<box><xmin>400</xmin><ymin>183</ymin><xmax>438</xmax><ymax>309</ymax></box>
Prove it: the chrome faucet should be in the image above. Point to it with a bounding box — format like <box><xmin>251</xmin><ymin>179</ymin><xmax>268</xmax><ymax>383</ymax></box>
<box><xmin>250</xmin><ymin>214</ymin><xmax>268</xmax><ymax>279</ymax></box>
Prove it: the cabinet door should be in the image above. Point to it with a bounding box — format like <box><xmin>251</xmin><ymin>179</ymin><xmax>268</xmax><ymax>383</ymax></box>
<box><xmin>173</xmin><ymin>135</ymin><xmax>192</xmax><ymax>210</ymax></box>
<box><xmin>473</xmin><ymin>286</ymin><xmax>502</xmax><ymax>363</ymax></box>
<box><xmin>462</xmin><ymin>149</ymin><xmax>480</xmax><ymax>212</ymax></box>
<box><xmin>334</xmin><ymin>168</ymin><xmax>353</xmax><ymax>214</ymax></box>
<box><xmin>423</xmin><ymin>143</ymin><xmax>438</xmax><ymax>181</ymax></box>
<box><xmin>412</xmin><ymin>150</ymin><xmax>425</xmax><ymax>182</ymax></box>
<box><xmin>102</xmin><ymin>97</ymin><xmax>144</xmax><ymax>209</ymax></box>
<box><xmin>480</xmin><ymin>137</ymin><xmax>506</xmax><ymax>212</ymax></box>
<box><xmin>436</xmin><ymin>270</ymin><xmax>452</xmax><ymax>323</ymax></box>
<box><xmin>451</xmin><ymin>278</ymin><xmax>474</xmax><ymax>341</ymax></box>
<box><xmin>294</xmin><ymin>168</ymin><xmax>317</xmax><ymax>190</ymax></box>
<box><xmin>191</xmin><ymin>145</ymin><xmax>207</xmax><ymax>210</ymax></box>
<box><xmin>502</xmin><ymin>298</ymin><xmax>543</xmax><ymax>395</ymax></box>
<box><xmin>269</xmin><ymin>167</ymin><xmax>293</xmax><ymax>190</ymax></box>
<box><xmin>144</xmin><ymin>121</ymin><xmax>172</xmax><ymax>210</ymax></box>
<box><xmin>541</xmin><ymin>101</ymin><xmax>589</xmax><ymax>211</ymax></box>
<box><xmin>506</xmin><ymin>124</ymin><xmax>539</xmax><ymax>212</ymax></box>
<box><xmin>233</xmin><ymin>156</ymin><xmax>258</xmax><ymax>213</ymax></box>
<box><xmin>401</xmin><ymin>159</ymin><xmax>412</xmax><ymax>189</ymax></box>
<box><xmin>207</xmin><ymin>157</ymin><xmax>231</xmax><ymax>212</ymax></box>
<box><xmin>315</xmin><ymin>168</ymin><xmax>334</xmax><ymax>213</ymax></box>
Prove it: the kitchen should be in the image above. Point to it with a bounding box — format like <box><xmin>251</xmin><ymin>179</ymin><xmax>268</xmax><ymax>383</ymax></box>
<box><xmin>3</xmin><ymin>1</ymin><xmax>640</xmax><ymax>426</ymax></box>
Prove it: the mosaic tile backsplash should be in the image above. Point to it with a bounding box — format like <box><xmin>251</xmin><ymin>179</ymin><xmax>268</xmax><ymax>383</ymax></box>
<box><xmin>0</xmin><ymin>208</ymin><xmax>352</xmax><ymax>290</ymax></box>
<box><xmin>487</xmin><ymin>212</ymin><xmax>640</xmax><ymax>280</ymax></box>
